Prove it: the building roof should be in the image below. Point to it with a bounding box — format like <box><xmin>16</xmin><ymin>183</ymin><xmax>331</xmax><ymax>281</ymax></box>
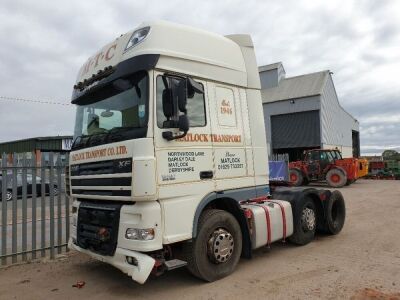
<box><xmin>0</xmin><ymin>136</ymin><xmax>72</xmax><ymax>146</ymax></box>
<box><xmin>258</xmin><ymin>62</ymin><xmax>283</xmax><ymax>72</ymax></box>
<box><xmin>0</xmin><ymin>136</ymin><xmax>73</xmax><ymax>154</ymax></box>
<box><xmin>261</xmin><ymin>70</ymin><xmax>329</xmax><ymax>103</ymax></box>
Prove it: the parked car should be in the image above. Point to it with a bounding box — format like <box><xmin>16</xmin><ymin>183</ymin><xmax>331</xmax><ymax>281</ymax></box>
<box><xmin>0</xmin><ymin>174</ymin><xmax>58</xmax><ymax>201</ymax></box>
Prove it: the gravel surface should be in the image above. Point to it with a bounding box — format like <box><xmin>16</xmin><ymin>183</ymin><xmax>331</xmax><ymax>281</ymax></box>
<box><xmin>0</xmin><ymin>179</ymin><xmax>399</xmax><ymax>300</ymax></box>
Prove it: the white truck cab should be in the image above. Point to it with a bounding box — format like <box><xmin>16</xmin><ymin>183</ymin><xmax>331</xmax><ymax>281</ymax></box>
<box><xmin>68</xmin><ymin>21</ymin><xmax>346</xmax><ymax>284</ymax></box>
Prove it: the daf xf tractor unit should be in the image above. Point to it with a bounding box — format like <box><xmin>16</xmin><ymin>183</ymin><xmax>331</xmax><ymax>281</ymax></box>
<box><xmin>68</xmin><ymin>21</ymin><xmax>346</xmax><ymax>284</ymax></box>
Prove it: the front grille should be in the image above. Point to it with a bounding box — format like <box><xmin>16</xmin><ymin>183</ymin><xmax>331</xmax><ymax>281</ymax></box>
<box><xmin>70</xmin><ymin>158</ymin><xmax>132</xmax><ymax>199</ymax></box>
<box><xmin>76</xmin><ymin>202</ymin><xmax>122</xmax><ymax>256</ymax></box>
<box><xmin>71</xmin><ymin>177</ymin><xmax>132</xmax><ymax>186</ymax></box>
<box><xmin>71</xmin><ymin>158</ymin><xmax>132</xmax><ymax>176</ymax></box>
<box><xmin>72</xmin><ymin>189</ymin><xmax>131</xmax><ymax>196</ymax></box>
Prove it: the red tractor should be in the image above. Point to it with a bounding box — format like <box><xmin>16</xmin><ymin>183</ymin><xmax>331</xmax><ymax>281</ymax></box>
<box><xmin>289</xmin><ymin>149</ymin><xmax>358</xmax><ymax>188</ymax></box>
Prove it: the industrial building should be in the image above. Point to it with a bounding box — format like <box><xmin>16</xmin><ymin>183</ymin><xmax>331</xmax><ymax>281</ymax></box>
<box><xmin>260</xmin><ymin>62</ymin><xmax>360</xmax><ymax>161</ymax></box>
<box><xmin>0</xmin><ymin>136</ymin><xmax>73</xmax><ymax>165</ymax></box>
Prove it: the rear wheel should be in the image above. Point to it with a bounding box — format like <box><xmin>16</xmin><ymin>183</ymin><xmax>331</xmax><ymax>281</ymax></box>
<box><xmin>326</xmin><ymin>169</ymin><xmax>347</xmax><ymax>188</ymax></box>
<box><xmin>324</xmin><ymin>191</ymin><xmax>346</xmax><ymax>234</ymax></box>
<box><xmin>289</xmin><ymin>169</ymin><xmax>304</xmax><ymax>186</ymax></box>
<box><xmin>289</xmin><ymin>196</ymin><xmax>316</xmax><ymax>245</ymax></box>
<box><xmin>184</xmin><ymin>209</ymin><xmax>242</xmax><ymax>282</ymax></box>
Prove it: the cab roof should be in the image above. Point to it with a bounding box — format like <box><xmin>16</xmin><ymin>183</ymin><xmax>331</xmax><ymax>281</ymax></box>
<box><xmin>75</xmin><ymin>21</ymin><xmax>251</xmax><ymax>89</ymax></box>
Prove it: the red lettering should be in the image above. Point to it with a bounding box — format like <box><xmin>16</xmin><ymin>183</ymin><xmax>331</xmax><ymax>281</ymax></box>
<box><xmin>93</xmin><ymin>52</ymin><xmax>104</xmax><ymax>67</ymax></box>
<box><xmin>105</xmin><ymin>44</ymin><xmax>117</xmax><ymax>60</ymax></box>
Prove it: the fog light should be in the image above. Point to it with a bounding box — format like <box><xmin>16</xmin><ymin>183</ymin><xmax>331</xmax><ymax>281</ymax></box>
<box><xmin>126</xmin><ymin>256</ymin><xmax>138</xmax><ymax>266</ymax></box>
<box><xmin>125</xmin><ymin>228</ymin><xmax>155</xmax><ymax>240</ymax></box>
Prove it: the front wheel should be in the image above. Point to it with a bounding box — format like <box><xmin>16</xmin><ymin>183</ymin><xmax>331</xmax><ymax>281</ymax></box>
<box><xmin>326</xmin><ymin>168</ymin><xmax>347</xmax><ymax>188</ymax></box>
<box><xmin>184</xmin><ymin>209</ymin><xmax>242</xmax><ymax>282</ymax></box>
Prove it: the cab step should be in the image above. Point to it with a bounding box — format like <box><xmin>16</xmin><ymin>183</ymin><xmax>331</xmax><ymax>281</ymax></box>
<box><xmin>164</xmin><ymin>259</ymin><xmax>187</xmax><ymax>271</ymax></box>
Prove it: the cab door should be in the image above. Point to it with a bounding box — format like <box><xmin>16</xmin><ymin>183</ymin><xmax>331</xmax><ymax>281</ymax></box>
<box><xmin>153</xmin><ymin>71</ymin><xmax>214</xmax><ymax>243</ymax></box>
<box><xmin>207</xmin><ymin>83</ymin><xmax>254</xmax><ymax>192</ymax></box>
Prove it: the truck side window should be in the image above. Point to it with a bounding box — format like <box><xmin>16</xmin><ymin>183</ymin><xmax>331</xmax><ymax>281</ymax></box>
<box><xmin>156</xmin><ymin>75</ymin><xmax>206</xmax><ymax>128</ymax></box>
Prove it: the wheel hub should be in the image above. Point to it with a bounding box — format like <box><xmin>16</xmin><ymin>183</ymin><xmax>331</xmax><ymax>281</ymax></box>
<box><xmin>207</xmin><ymin>228</ymin><xmax>234</xmax><ymax>264</ymax></box>
<box><xmin>301</xmin><ymin>207</ymin><xmax>316</xmax><ymax>231</ymax></box>
<box><xmin>331</xmin><ymin>174</ymin><xmax>340</xmax><ymax>183</ymax></box>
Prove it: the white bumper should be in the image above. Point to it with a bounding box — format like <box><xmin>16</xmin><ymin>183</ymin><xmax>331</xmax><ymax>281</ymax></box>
<box><xmin>69</xmin><ymin>241</ymin><xmax>155</xmax><ymax>284</ymax></box>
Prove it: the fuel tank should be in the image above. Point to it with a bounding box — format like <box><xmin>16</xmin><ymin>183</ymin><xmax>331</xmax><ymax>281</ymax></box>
<box><xmin>242</xmin><ymin>200</ymin><xmax>293</xmax><ymax>249</ymax></box>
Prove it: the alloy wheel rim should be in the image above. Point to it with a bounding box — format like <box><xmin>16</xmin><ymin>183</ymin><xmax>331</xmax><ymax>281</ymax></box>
<box><xmin>207</xmin><ymin>228</ymin><xmax>234</xmax><ymax>264</ymax></box>
<box><xmin>301</xmin><ymin>207</ymin><xmax>316</xmax><ymax>231</ymax></box>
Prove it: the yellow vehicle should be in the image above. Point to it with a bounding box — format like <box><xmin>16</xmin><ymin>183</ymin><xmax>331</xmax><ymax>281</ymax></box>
<box><xmin>357</xmin><ymin>158</ymin><xmax>369</xmax><ymax>178</ymax></box>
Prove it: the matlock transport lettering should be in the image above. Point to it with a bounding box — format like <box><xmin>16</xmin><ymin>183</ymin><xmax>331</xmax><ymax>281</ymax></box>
<box><xmin>71</xmin><ymin>146</ymin><xmax>128</xmax><ymax>162</ymax></box>
<box><xmin>178</xmin><ymin>133</ymin><xmax>241</xmax><ymax>143</ymax></box>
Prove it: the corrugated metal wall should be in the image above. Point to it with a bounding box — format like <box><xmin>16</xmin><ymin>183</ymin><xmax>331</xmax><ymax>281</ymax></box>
<box><xmin>271</xmin><ymin>110</ymin><xmax>321</xmax><ymax>148</ymax></box>
<box><xmin>320</xmin><ymin>75</ymin><xmax>359</xmax><ymax>148</ymax></box>
<box><xmin>0</xmin><ymin>138</ymin><xmax>68</xmax><ymax>154</ymax></box>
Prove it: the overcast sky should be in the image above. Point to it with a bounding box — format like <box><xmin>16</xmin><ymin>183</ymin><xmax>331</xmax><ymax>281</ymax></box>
<box><xmin>0</xmin><ymin>0</ymin><xmax>399</xmax><ymax>155</ymax></box>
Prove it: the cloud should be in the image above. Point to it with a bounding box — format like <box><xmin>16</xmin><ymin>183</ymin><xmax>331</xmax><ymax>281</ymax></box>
<box><xmin>0</xmin><ymin>0</ymin><xmax>399</xmax><ymax>156</ymax></box>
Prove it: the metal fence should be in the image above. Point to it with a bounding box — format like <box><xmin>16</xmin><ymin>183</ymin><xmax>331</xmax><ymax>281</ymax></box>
<box><xmin>0</xmin><ymin>152</ymin><xmax>70</xmax><ymax>265</ymax></box>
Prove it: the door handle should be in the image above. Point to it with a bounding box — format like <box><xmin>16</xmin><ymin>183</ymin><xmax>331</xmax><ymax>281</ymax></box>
<box><xmin>200</xmin><ymin>171</ymin><xmax>213</xmax><ymax>179</ymax></box>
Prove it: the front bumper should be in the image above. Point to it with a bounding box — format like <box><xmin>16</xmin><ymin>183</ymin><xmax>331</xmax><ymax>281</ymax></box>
<box><xmin>69</xmin><ymin>241</ymin><xmax>155</xmax><ymax>284</ymax></box>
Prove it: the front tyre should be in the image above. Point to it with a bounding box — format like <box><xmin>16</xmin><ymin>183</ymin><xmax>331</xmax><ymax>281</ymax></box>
<box><xmin>326</xmin><ymin>168</ymin><xmax>347</xmax><ymax>188</ymax></box>
<box><xmin>184</xmin><ymin>209</ymin><xmax>242</xmax><ymax>282</ymax></box>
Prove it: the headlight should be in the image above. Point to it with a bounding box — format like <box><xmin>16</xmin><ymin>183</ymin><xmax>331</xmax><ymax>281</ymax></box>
<box><xmin>125</xmin><ymin>228</ymin><xmax>155</xmax><ymax>240</ymax></box>
<box><xmin>125</xmin><ymin>27</ymin><xmax>150</xmax><ymax>51</ymax></box>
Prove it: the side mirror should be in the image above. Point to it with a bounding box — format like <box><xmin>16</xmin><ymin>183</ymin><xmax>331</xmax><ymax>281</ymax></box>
<box><xmin>162</xmin><ymin>115</ymin><xmax>190</xmax><ymax>141</ymax></box>
<box><xmin>177</xmin><ymin>80</ymin><xmax>187</xmax><ymax>113</ymax></box>
<box><xmin>178</xmin><ymin>115</ymin><xmax>189</xmax><ymax>132</ymax></box>
<box><xmin>162</xmin><ymin>88</ymin><xmax>174</xmax><ymax>118</ymax></box>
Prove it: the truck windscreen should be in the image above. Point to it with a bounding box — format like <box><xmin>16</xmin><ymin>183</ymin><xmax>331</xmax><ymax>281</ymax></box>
<box><xmin>72</xmin><ymin>71</ymin><xmax>148</xmax><ymax>150</ymax></box>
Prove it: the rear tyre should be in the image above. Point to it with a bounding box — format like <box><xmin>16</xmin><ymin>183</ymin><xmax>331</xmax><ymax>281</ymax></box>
<box><xmin>289</xmin><ymin>196</ymin><xmax>316</xmax><ymax>245</ymax></box>
<box><xmin>289</xmin><ymin>169</ymin><xmax>304</xmax><ymax>186</ymax></box>
<box><xmin>184</xmin><ymin>209</ymin><xmax>242</xmax><ymax>282</ymax></box>
<box><xmin>326</xmin><ymin>169</ymin><xmax>347</xmax><ymax>188</ymax></box>
<box><xmin>324</xmin><ymin>191</ymin><xmax>346</xmax><ymax>235</ymax></box>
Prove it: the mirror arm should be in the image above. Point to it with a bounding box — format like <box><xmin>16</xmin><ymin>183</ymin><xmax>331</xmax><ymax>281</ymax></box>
<box><xmin>162</xmin><ymin>130</ymin><xmax>188</xmax><ymax>141</ymax></box>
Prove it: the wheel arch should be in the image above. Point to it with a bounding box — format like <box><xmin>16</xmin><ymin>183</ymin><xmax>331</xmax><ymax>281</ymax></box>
<box><xmin>192</xmin><ymin>190</ymin><xmax>263</xmax><ymax>259</ymax></box>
